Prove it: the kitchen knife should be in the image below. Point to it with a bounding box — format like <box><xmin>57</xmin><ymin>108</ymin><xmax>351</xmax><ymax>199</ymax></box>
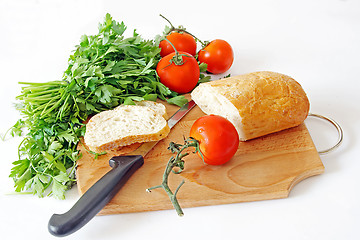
<box><xmin>48</xmin><ymin>100</ymin><xmax>196</xmax><ymax>237</ymax></box>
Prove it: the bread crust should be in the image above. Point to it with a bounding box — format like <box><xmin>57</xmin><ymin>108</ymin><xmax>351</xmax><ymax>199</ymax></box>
<box><xmin>193</xmin><ymin>71</ymin><xmax>310</xmax><ymax>140</ymax></box>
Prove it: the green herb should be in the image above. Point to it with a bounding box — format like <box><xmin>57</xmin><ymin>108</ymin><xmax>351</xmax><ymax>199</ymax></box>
<box><xmin>1</xmin><ymin>119</ymin><xmax>24</xmax><ymax>140</ymax></box>
<box><xmin>146</xmin><ymin>137</ymin><xmax>202</xmax><ymax>216</ymax></box>
<box><xmin>8</xmin><ymin>13</ymin><xmax>187</xmax><ymax>199</ymax></box>
<box><xmin>198</xmin><ymin>62</ymin><xmax>211</xmax><ymax>83</ymax></box>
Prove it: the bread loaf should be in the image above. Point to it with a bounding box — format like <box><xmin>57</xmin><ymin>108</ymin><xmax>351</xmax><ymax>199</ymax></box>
<box><xmin>191</xmin><ymin>71</ymin><xmax>310</xmax><ymax>141</ymax></box>
<box><xmin>84</xmin><ymin>101</ymin><xmax>170</xmax><ymax>153</ymax></box>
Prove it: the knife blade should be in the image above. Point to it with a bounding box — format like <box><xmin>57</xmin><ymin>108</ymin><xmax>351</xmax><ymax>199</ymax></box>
<box><xmin>48</xmin><ymin>100</ymin><xmax>196</xmax><ymax>237</ymax></box>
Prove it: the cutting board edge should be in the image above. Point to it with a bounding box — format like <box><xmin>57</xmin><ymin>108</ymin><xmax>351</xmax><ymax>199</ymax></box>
<box><xmin>287</xmin><ymin>164</ymin><xmax>325</xmax><ymax>193</ymax></box>
<box><xmin>97</xmin><ymin>190</ymin><xmax>290</xmax><ymax>216</ymax></box>
<box><xmin>96</xmin><ymin>163</ymin><xmax>325</xmax><ymax>216</ymax></box>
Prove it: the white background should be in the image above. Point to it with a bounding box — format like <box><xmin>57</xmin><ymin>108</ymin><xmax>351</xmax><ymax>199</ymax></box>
<box><xmin>0</xmin><ymin>0</ymin><xmax>359</xmax><ymax>239</ymax></box>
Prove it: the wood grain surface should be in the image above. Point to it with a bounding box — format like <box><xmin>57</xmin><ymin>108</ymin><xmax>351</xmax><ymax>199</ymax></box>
<box><xmin>76</xmin><ymin>98</ymin><xmax>324</xmax><ymax>215</ymax></box>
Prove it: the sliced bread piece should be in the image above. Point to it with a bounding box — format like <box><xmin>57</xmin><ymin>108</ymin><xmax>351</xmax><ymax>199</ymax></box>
<box><xmin>84</xmin><ymin>104</ymin><xmax>170</xmax><ymax>153</ymax></box>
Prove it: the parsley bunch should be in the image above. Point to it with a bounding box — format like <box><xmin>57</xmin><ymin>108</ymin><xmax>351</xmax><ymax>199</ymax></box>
<box><xmin>9</xmin><ymin>14</ymin><xmax>187</xmax><ymax>199</ymax></box>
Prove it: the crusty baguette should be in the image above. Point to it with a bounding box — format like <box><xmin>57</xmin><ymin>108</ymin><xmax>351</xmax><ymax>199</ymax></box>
<box><xmin>191</xmin><ymin>71</ymin><xmax>310</xmax><ymax>141</ymax></box>
<box><xmin>84</xmin><ymin>103</ymin><xmax>170</xmax><ymax>153</ymax></box>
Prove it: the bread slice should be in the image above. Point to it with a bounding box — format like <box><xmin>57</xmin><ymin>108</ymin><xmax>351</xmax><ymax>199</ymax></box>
<box><xmin>84</xmin><ymin>103</ymin><xmax>170</xmax><ymax>153</ymax></box>
<box><xmin>191</xmin><ymin>71</ymin><xmax>310</xmax><ymax>141</ymax></box>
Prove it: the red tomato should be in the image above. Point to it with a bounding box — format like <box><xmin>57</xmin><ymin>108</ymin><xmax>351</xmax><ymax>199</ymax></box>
<box><xmin>159</xmin><ymin>32</ymin><xmax>197</xmax><ymax>57</ymax></box>
<box><xmin>156</xmin><ymin>51</ymin><xmax>200</xmax><ymax>94</ymax></box>
<box><xmin>190</xmin><ymin>115</ymin><xmax>239</xmax><ymax>165</ymax></box>
<box><xmin>197</xmin><ymin>39</ymin><xmax>234</xmax><ymax>74</ymax></box>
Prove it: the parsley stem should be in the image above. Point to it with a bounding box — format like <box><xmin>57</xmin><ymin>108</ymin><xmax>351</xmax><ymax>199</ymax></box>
<box><xmin>18</xmin><ymin>80</ymin><xmax>67</xmax><ymax>85</ymax></box>
<box><xmin>57</xmin><ymin>93</ymin><xmax>71</xmax><ymax>121</ymax></box>
<box><xmin>24</xmin><ymin>89</ymin><xmax>62</xmax><ymax>97</ymax></box>
<box><xmin>23</xmin><ymin>95</ymin><xmax>56</xmax><ymax>102</ymax></box>
<box><xmin>32</xmin><ymin>97</ymin><xmax>57</xmax><ymax>114</ymax></box>
<box><xmin>40</xmin><ymin>92</ymin><xmax>69</xmax><ymax>119</ymax></box>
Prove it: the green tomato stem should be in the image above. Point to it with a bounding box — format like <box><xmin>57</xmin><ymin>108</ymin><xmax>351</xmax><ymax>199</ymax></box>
<box><xmin>146</xmin><ymin>137</ymin><xmax>202</xmax><ymax>216</ymax></box>
<box><xmin>159</xmin><ymin>14</ymin><xmax>207</xmax><ymax>47</ymax></box>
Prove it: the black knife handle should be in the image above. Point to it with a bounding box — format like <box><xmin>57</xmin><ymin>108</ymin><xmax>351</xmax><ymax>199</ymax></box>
<box><xmin>48</xmin><ymin>155</ymin><xmax>144</xmax><ymax>237</ymax></box>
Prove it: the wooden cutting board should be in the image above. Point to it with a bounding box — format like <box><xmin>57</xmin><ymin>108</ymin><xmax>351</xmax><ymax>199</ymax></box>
<box><xmin>76</xmin><ymin>97</ymin><xmax>324</xmax><ymax>215</ymax></box>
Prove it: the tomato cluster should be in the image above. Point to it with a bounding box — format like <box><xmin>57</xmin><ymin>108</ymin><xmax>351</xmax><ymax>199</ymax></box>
<box><xmin>156</xmin><ymin>16</ymin><xmax>238</xmax><ymax>165</ymax></box>
<box><xmin>156</xmin><ymin>17</ymin><xmax>234</xmax><ymax>94</ymax></box>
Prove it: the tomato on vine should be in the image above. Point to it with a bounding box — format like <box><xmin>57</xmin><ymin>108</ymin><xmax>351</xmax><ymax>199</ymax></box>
<box><xmin>156</xmin><ymin>50</ymin><xmax>200</xmax><ymax>94</ymax></box>
<box><xmin>159</xmin><ymin>32</ymin><xmax>197</xmax><ymax>57</ymax></box>
<box><xmin>158</xmin><ymin>15</ymin><xmax>234</xmax><ymax>75</ymax></box>
<box><xmin>158</xmin><ymin>15</ymin><xmax>197</xmax><ymax>57</ymax></box>
<box><xmin>198</xmin><ymin>39</ymin><xmax>234</xmax><ymax>74</ymax></box>
<box><xmin>190</xmin><ymin>115</ymin><xmax>239</xmax><ymax>165</ymax></box>
<box><xmin>147</xmin><ymin>114</ymin><xmax>239</xmax><ymax>216</ymax></box>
